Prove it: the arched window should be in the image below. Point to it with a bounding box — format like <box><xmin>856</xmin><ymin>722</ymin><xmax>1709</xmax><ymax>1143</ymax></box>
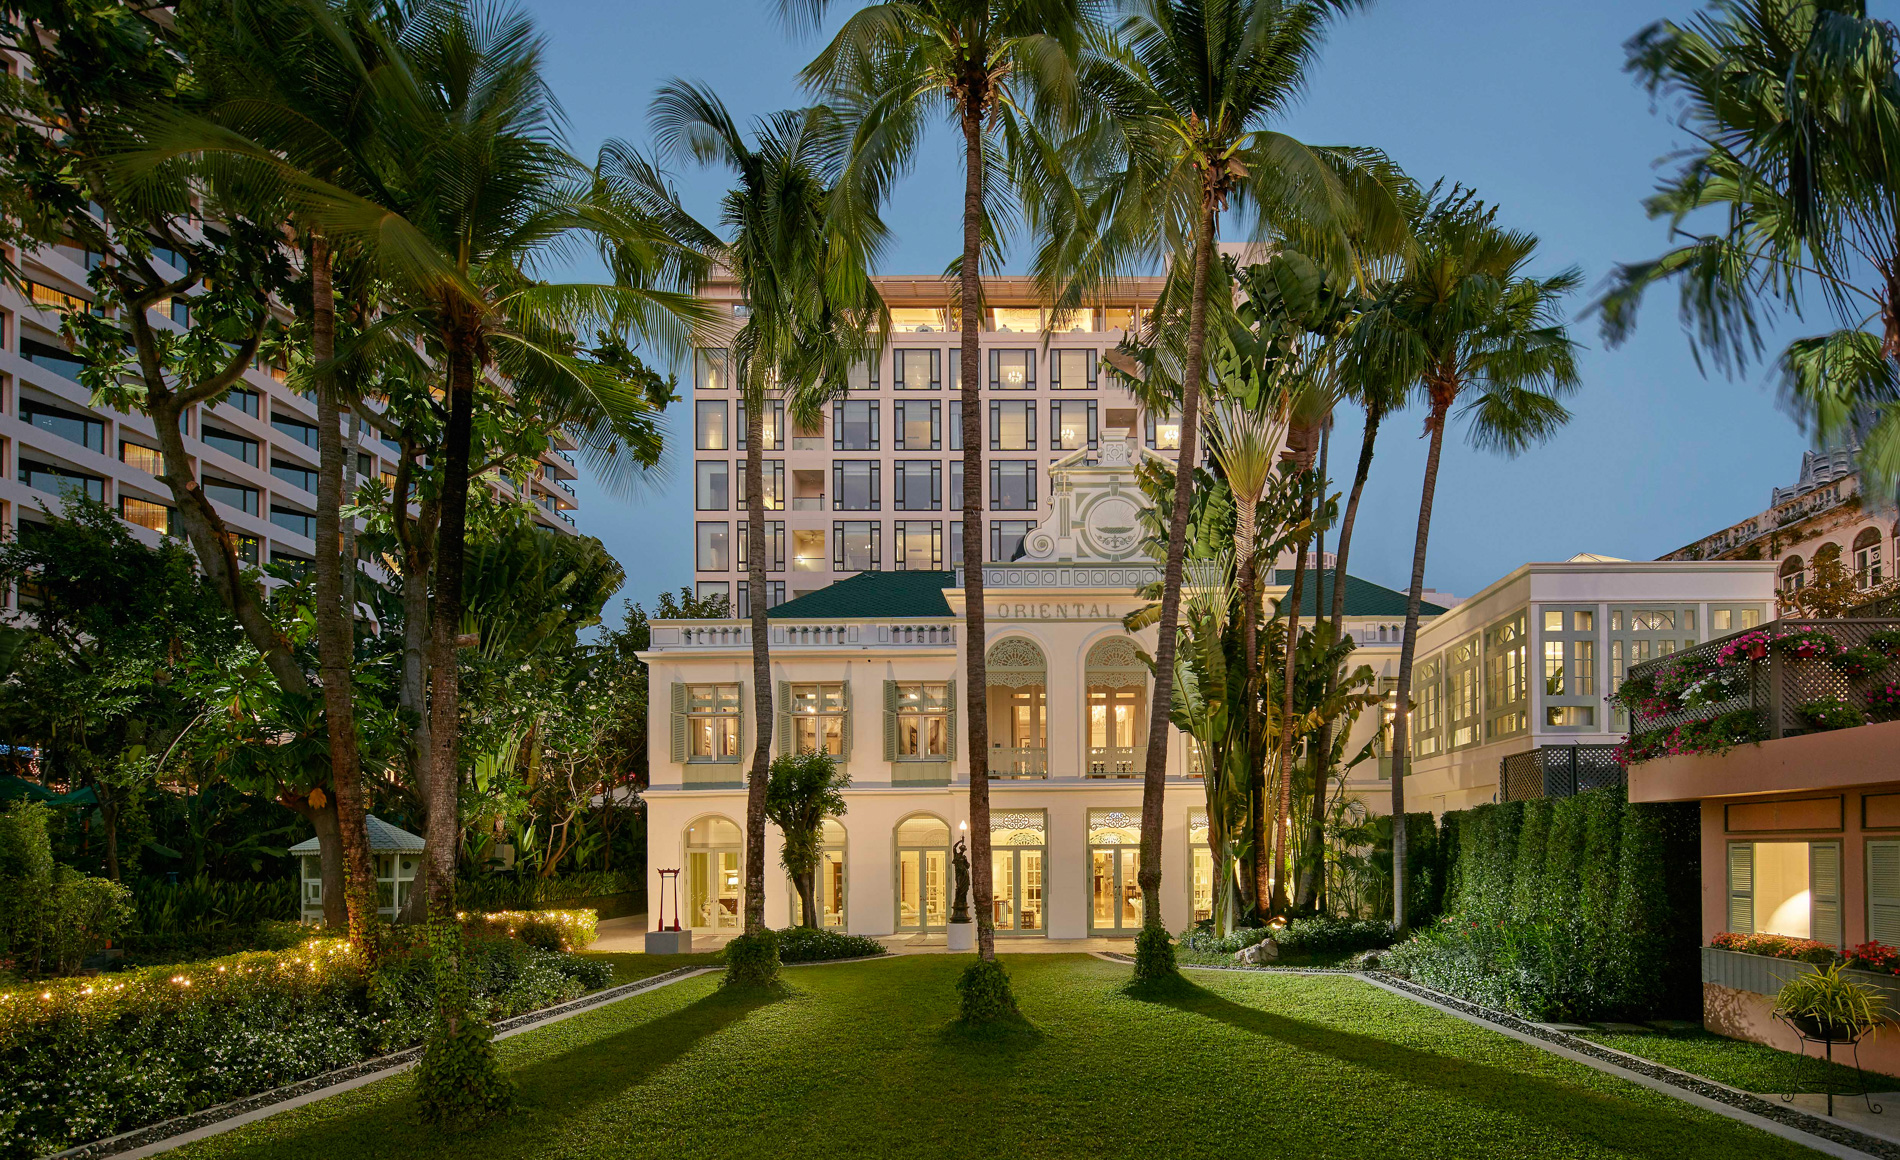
<box><xmin>1779</xmin><ymin>555</ymin><xmax>1806</xmax><ymax>594</ymax></box>
<box><xmin>1085</xmin><ymin>637</ymin><xmax>1147</xmax><ymax>777</ymax></box>
<box><xmin>986</xmin><ymin>638</ymin><xmax>1048</xmax><ymax>777</ymax></box>
<box><xmin>1854</xmin><ymin>527</ymin><xmax>1885</xmax><ymax>588</ymax></box>
<box><xmin>894</xmin><ymin>813</ymin><xmax>951</xmax><ymax>932</ymax></box>
<box><xmin>684</xmin><ymin>815</ymin><xmax>742</xmax><ymax>931</ymax></box>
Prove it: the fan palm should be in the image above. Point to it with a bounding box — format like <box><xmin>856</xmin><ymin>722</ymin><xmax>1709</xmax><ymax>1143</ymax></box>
<box><xmin>1598</xmin><ymin>0</ymin><xmax>1900</xmax><ymax>486</ymax></box>
<box><xmin>1041</xmin><ymin>0</ymin><xmax>1402</xmax><ymax>948</ymax></box>
<box><xmin>616</xmin><ymin>81</ymin><xmax>888</xmax><ymax>939</ymax></box>
<box><xmin>1355</xmin><ymin>188</ymin><xmax>1580</xmax><ymax>929</ymax></box>
<box><xmin>786</xmin><ymin>0</ymin><xmax>1097</xmax><ymax>967</ymax></box>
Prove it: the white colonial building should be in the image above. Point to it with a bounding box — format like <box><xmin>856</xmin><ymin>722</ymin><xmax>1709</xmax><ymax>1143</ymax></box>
<box><xmin>643</xmin><ymin>433</ymin><xmax>1426</xmax><ymax>939</ymax></box>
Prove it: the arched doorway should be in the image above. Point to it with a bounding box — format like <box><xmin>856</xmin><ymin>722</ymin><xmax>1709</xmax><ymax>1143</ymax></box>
<box><xmin>1085</xmin><ymin>637</ymin><xmax>1147</xmax><ymax>777</ymax></box>
<box><xmin>788</xmin><ymin>818</ymin><xmax>847</xmax><ymax>929</ymax></box>
<box><xmin>894</xmin><ymin>813</ymin><xmax>951</xmax><ymax>932</ymax></box>
<box><xmin>684</xmin><ymin>815</ymin><xmax>742</xmax><ymax>931</ymax></box>
<box><xmin>986</xmin><ymin>637</ymin><xmax>1047</xmax><ymax>777</ymax></box>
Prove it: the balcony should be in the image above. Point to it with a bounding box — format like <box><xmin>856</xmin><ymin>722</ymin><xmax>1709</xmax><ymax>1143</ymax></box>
<box><xmin>988</xmin><ymin>746</ymin><xmax>1046</xmax><ymax>779</ymax></box>
<box><xmin>791</xmin><ymin>437</ymin><xmax>826</xmax><ymax>452</ymax></box>
<box><xmin>791</xmin><ymin>496</ymin><xmax>826</xmax><ymax>511</ymax></box>
<box><xmin>1086</xmin><ymin>746</ymin><xmax>1142</xmax><ymax>778</ymax></box>
<box><xmin>1622</xmin><ymin>617</ymin><xmax>1900</xmax><ymax>801</ymax></box>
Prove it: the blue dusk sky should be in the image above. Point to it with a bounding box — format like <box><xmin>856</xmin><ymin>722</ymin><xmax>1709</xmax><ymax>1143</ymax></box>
<box><xmin>533</xmin><ymin>0</ymin><xmax>1832</xmax><ymax>617</ymax></box>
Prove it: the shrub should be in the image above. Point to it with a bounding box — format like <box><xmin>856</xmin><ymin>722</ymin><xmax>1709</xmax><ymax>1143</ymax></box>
<box><xmin>1178</xmin><ymin>923</ymin><xmax>1275</xmax><ymax>955</ymax></box>
<box><xmin>1271</xmin><ymin>916</ymin><xmax>1394</xmax><ymax>957</ymax></box>
<box><xmin>956</xmin><ymin>957</ymin><xmax>1017</xmax><ymax>1023</ymax></box>
<box><xmin>1798</xmin><ymin>696</ymin><xmax>1868</xmax><ymax>731</ymax></box>
<box><xmin>453</xmin><ymin>870</ymin><xmax>635</xmax><ymax>913</ymax></box>
<box><xmin>0</xmin><ymin>802</ymin><xmax>133</xmax><ymax>976</ymax></box>
<box><xmin>721</xmin><ymin>929</ymin><xmax>781</xmax><ymax>989</ymax></box>
<box><xmin>1870</xmin><ymin>684</ymin><xmax>1900</xmax><ymax>721</ymax></box>
<box><xmin>1836</xmin><ymin>646</ymin><xmax>1889</xmax><ymax>680</ymax></box>
<box><xmin>0</xmin><ymin>928</ymin><xmax>610</xmax><ymax>1158</ymax></box>
<box><xmin>773</xmin><ymin>926</ymin><xmax>885</xmax><ymax>963</ymax></box>
<box><xmin>459</xmin><ymin>909</ymin><xmax>598</xmax><ymax>951</ymax></box>
<box><xmin>414</xmin><ymin>920</ymin><xmax>513</xmax><ymax>1129</ymax></box>
<box><xmin>1711</xmin><ymin>930</ymin><xmax>1839</xmax><ymax>964</ymax></box>
<box><xmin>1131</xmin><ymin>925</ymin><xmax>1176</xmax><ymax>984</ymax></box>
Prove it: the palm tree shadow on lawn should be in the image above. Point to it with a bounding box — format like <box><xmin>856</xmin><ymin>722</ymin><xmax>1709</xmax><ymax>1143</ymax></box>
<box><xmin>215</xmin><ymin>985</ymin><xmax>783</xmax><ymax>1159</ymax></box>
<box><xmin>1139</xmin><ymin>980</ymin><xmax>1808</xmax><ymax>1157</ymax></box>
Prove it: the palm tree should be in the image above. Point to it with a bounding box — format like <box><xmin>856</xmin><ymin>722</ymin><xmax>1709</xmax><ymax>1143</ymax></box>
<box><xmin>1357</xmin><ymin>189</ymin><xmax>1580</xmax><ymax>930</ymax></box>
<box><xmin>788</xmin><ymin>0</ymin><xmax>1096</xmax><ymax>972</ymax></box>
<box><xmin>624</xmin><ymin>81</ymin><xmax>887</xmax><ymax>945</ymax></box>
<box><xmin>1599</xmin><ymin>1</ymin><xmax>1900</xmax><ymax>486</ymax></box>
<box><xmin>1040</xmin><ymin>0</ymin><xmax>1401</xmax><ymax>956</ymax></box>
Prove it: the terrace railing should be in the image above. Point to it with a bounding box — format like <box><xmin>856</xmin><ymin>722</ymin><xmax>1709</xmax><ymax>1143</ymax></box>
<box><xmin>1499</xmin><ymin>745</ymin><xmax>1624</xmax><ymax>802</ymax></box>
<box><xmin>1622</xmin><ymin>618</ymin><xmax>1900</xmax><ymax>752</ymax></box>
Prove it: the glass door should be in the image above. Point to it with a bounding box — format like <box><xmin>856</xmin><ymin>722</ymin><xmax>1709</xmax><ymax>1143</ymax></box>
<box><xmin>687</xmin><ymin>850</ymin><xmax>742</xmax><ymax>930</ymax></box>
<box><xmin>1087</xmin><ymin>808</ymin><xmax>1142</xmax><ymax>935</ymax></box>
<box><xmin>991</xmin><ymin>811</ymin><xmax>1046</xmax><ymax>935</ymax></box>
<box><xmin>895</xmin><ymin>815</ymin><xmax>951</xmax><ymax>931</ymax></box>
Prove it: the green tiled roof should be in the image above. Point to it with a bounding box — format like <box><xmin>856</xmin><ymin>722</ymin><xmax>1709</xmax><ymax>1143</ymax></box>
<box><xmin>768</xmin><ymin>570</ymin><xmax>956</xmax><ymax>619</ymax></box>
<box><xmin>1269</xmin><ymin>569</ymin><xmax>1447</xmax><ymax>618</ymax></box>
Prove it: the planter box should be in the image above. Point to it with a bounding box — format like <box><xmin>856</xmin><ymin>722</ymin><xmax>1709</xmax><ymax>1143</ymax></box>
<box><xmin>1702</xmin><ymin>946</ymin><xmax>1900</xmax><ymax>1006</ymax></box>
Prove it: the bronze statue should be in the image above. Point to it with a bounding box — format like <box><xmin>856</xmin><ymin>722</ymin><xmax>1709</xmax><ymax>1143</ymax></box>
<box><xmin>950</xmin><ymin>836</ymin><xmax>971</xmax><ymax>924</ymax></box>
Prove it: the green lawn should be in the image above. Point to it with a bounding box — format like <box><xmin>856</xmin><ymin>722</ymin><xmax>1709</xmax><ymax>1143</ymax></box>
<box><xmin>1578</xmin><ymin>1026</ymin><xmax>1894</xmax><ymax>1093</ymax></box>
<box><xmin>172</xmin><ymin>955</ymin><xmax>1828</xmax><ymax>1160</ymax></box>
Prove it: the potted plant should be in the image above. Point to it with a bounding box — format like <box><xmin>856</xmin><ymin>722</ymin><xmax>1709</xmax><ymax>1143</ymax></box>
<box><xmin>1871</xmin><ymin>684</ymin><xmax>1900</xmax><ymax>723</ymax></box>
<box><xmin>1797</xmin><ymin>697</ymin><xmax>1869</xmax><ymax>732</ymax></box>
<box><xmin>1779</xmin><ymin>627</ymin><xmax>1844</xmax><ymax>662</ymax></box>
<box><xmin>1835</xmin><ymin>645</ymin><xmax>1889</xmax><ymax>681</ymax></box>
<box><xmin>1777</xmin><ymin>962</ymin><xmax>1888</xmax><ymax>1042</ymax></box>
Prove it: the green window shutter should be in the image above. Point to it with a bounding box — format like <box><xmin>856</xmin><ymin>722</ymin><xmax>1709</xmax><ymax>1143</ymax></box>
<box><xmin>1727</xmin><ymin>843</ymin><xmax>1753</xmax><ymax>934</ymax></box>
<box><xmin>945</xmin><ymin>679</ymin><xmax>958</xmax><ymax>760</ymax></box>
<box><xmin>882</xmin><ymin>680</ymin><xmax>898</xmax><ymax>762</ymax></box>
<box><xmin>1869</xmin><ymin>841</ymin><xmax>1900</xmax><ymax>947</ymax></box>
<box><xmin>737</xmin><ymin>680</ymin><xmax>749</xmax><ymax>760</ymax></box>
<box><xmin>1811</xmin><ymin>841</ymin><xmax>1842</xmax><ymax>946</ymax></box>
<box><xmin>840</xmin><ymin>681</ymin><xmax>853</xmax><ymax>761</ymax></box>
<box><xmin>777</xmin><ymin>680</ymin><xmax>793</xmax><ymax>758</ymax></box>
<box><xmin>670</xmin><ymin>682</ymin><xmax>688</xmax><ymax>764</ymax></box>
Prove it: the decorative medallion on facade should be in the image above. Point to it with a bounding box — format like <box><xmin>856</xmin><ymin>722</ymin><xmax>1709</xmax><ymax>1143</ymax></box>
<box><xmin>1011</xmin><ymin>433</ymin><xmax>1167</xmax><ymax>578</ymax></box>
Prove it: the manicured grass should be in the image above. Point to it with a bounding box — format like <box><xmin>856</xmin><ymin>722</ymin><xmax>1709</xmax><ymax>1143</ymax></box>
<box><xmin>578</xmin><ymin>952</ymin><xmax>724</xmax><ymax>986</ymax></box>
<box><xmin>172</xmin><ymin>955</ymin><xmax>1826</xmax><ymax>1160</ymax></box>
<box><xmin>1579</xmin><ymin>1026</ymin><xmax>1895</xmax><ymax>1093</ymax></box>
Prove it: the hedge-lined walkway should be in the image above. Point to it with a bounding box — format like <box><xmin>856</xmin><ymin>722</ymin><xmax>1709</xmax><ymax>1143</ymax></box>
<box><xmin>168</xmin><ymin>955</ymin><xmax>1827</xmax><ymax>1160</ymax></box>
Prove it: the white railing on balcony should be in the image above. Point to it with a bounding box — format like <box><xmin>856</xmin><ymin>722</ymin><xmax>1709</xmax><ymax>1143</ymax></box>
<box><xmin>791</xmin><ymin>437</ymin><xmax>825</xmax><ymax>451</ymax></box>
<box><xmin>653</xmin><ymin>621</ymin><xmax>956</xmax><ymax>650</ymax></box>
<box><xmin>988</xmin><ymin>746</ymin><xmax>1046</xmax><ymax>778</ymax></box>
<box><xmin>791</xmin><ymin>496</ymin><xmax>826</xmax><ymax>511</ymax></box>
<box><xmin>1086</xmin><ymin>747</ymin><xmax>1142</xmax><ymax>777</ymax></box>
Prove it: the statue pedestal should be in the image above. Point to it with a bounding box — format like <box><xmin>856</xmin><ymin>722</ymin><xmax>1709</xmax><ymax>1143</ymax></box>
<box><xmin>644</xmin><ymin>930</ymin><xmax>692</xmax><ymax>954</ymax></box>
<box><xmin>946</xmin><ymin>920</ymin><xmax>975</xmax><ymax>951</ymax></box>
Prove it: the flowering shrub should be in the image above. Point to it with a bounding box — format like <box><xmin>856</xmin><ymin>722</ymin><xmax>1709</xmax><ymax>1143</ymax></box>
<box><xmin>1871</xmin><ymin>630</ymin><xmax>1900</xmax><ymax>658</ymax></box>
<box><xmin>1710</xmin><ymin>931</ymin><xmax>1838</xmax><ymax>964</ymax></box>
<box><xmin>1779</xmin><ymin>627</ymin><xmax>1844</xmax><ymax>661</ymax></box>
<box><xmin>1846</xmin><ymin>941</ymin><xmax>1900</xmax><ymax>977</ymax></box>
<box><xmin>1716</xmin><ymin>630</ymin><xmax>1774</xmax><ymax>666</ymax></box>
<box><xmin>1617</xmin><ymin>708</ymin><xmax>1766</xmax><ymax>765</ymax></box>
<box><xmin>0</xmin><ymin>923</ymin><xmax>611</xmax><ymax>1159</ymax></box>
<box><xmin>1798</xmin><ymin>696</ymin><xmax>1869</xmax><ymax>732</ymax></box>
<box><xmin>1836</xmin><ymin>646</ymin><xmax>1890</xmax><ymax>680</ymax></box>
<box><xmin>1871</xmin><ymin>684</ymin><xmax>1900</xmax><ymax>721</ymax></box>
<box><xmin>459</xmin><ymin>909</ymin><xmax>599</xmax><ymax>951</ymax></box>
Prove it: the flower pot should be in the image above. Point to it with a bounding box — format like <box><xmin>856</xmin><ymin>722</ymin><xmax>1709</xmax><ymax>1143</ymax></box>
<box><xmin>1789</xmin><ymin>1012</ymin><xmax>1868</xmax><ymax>1042</ymax></box>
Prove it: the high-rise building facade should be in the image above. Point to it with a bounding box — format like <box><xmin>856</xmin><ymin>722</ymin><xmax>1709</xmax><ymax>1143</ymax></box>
<box><xmin>687</xmin><ymin>273</ymin><xmax>1169</xmax><ymax>613</ymax></box>
<box><xmin>0</xmin><ymin>238</ymin><xmax>583</xmax><ymax>591</ymax></box>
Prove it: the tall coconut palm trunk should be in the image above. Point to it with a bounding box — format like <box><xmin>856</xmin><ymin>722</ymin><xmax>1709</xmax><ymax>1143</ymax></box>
<box><xmin>309</xmin><ymin>234</ymin><xmax>378</xmax><ymax>950</ymax></box>
<box><xmin>959</xmin><ymin>93</ymin><xmax>997</xmax><ymax>963</ymax></box>
<box><xmin>1297</xmin><ymin>425</ymin><xmax>1331</xmax><ymax>912</ymax></box>
<box><xmin>424</xmin><ymin>337</ymin><xmax>478</xmax><ymax>918</ymax></box>
<box><xmin>1137</xmin><ymin>200</ymin><xmax>1214</xmax><ymax>940</ymax></box>
<box><xmin>1390</xmin><ymin>396</ymin><xmax>1449</xmax><ymax>934</ymax></box>
<box><xmin>1268</xmin><ymin>504</ymin><xmax>1307</xmax><ymax>916</ymax></box>
<box><xmin>744</xmin><ymin>380</ymin><xmax>773</xmax><ymax>934</ymax></box>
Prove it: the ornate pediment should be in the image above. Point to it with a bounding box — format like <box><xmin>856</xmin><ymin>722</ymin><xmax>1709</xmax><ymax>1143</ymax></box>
<box><xmin>1017</xmin><ymin>431</ymin><xmax>1167</xmax><ymax>566</ymax></box>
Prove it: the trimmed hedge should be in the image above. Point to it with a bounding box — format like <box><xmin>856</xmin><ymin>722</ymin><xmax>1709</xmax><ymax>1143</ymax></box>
<box><xmin>770</xmin><ymin>927</ymin><xmax>886</xmax><ymax>963</ymax></box>
<box><xmin>1180</xmin><ymin>915</ymin><xmax>1395</xmax><ymax>959</ymax></box>
<box><xmin>0</xmin><ymin>924</ymin><xmax>611</xmax><ymax>1159</ymax></box>
<box><xmin>454</xmin><ymin>870</ymin><xmax>637</xmax><ymax>914</ymax></box>
<box><xmin>1385</xmin><ymin>787</ymin><xmax>1700</xmax><ymax>1021</ymax></box>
